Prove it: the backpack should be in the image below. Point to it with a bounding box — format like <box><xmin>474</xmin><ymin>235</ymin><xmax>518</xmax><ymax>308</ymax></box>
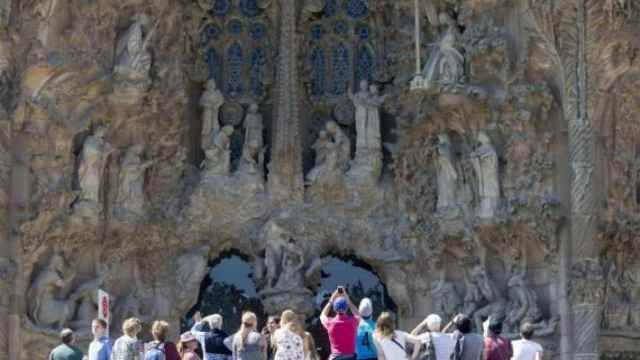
<box><xmin>144</xmin><ymin>341</ymin><xmax>166</xmax><ymax>360</ymax></box>
<box><xmin>416</xmin><ymin>333</ymin><xmax>436</xmax><ymax>360</ymax></box>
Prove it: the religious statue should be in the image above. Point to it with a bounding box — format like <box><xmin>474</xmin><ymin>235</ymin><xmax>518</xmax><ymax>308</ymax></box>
<box><xmin>471</xmin><ymin>131</ymin><xmax>500</xmax><ymax>218</ymax></box>
<box><xmin>115</xmin><ymin>144</ymin><xmax>155</xmax><ymax>218</ymax></box>
<box><xmin>27</xmin><ymin>253</ymin><xmax>104</xmax><ymax>331</ymax></box>
<box><xmin>202</xmin><ymin>126</ymin><xmax>234</xmax><ymax>176</ymax></box>
<box><xmin>113</xmin><ymin>15</ymin><xmax>156</xmax><ymax>100</ymax></box>
<box><xmin>347</xmin><ymin>81</ymin><xmax>388</xmax><ymax>180</ymax></box>
<box><xmin>436</xmin><ymin>134</ymin><xmax>459</xmax><ymax>213</ymax></box>
<box><xmin>430</xmin><ymin>274</ymin><xmax>463</xmax><ymax>321</ymax></box>
<box><xmin>237</xmin><ymin>103</ymin><xmax>265</xmax><ymax>176</ymax></box>
<box><xmin>306</xmin><ymin>122</ymin><xmax>350</xmax><ymax>186</ymax></box>
<box><xmin>421</xmin><ymin>12</ymin><xmax>465</xmax><ymax>90</ymax></box>
<box><xmin>77</xmin><ymin>126</ymin><xmax>115</xmax><ymax>205</ymax></box>
<box><xmin>326</xmin><ymin>121</ymin><xmax>351</xmax><ymax>172</ymax></box>
<box><xmin>200</xmin><ymin>79</ymin><xmax>225</xmax><ymax>149</ymax></box>
<box><xmin>463</xmin><ymin>263</ymin><xmax>507</xmax><ymax>332</ymax></box>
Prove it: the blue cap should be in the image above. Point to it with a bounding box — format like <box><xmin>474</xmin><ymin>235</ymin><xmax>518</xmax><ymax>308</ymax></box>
<box><xmin>333</xmin><ymin>297</ymin><xmax>348</xmax><ymax>313</ymax></box>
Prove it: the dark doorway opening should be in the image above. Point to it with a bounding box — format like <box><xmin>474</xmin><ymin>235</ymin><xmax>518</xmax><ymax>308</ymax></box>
<box><xmin>182</xmin><ymin>250</ymin><xmax>266</xmax><ymax>334</ymax></box>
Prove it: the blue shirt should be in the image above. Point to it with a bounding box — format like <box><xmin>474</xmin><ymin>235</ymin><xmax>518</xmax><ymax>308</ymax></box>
<box><xmin>88</xmin><ymin>336</ymin><xmax>112</xmax><ymax>360</ymax></box>
<box><xmin>355</xmin><ymin>319</ymin><xmax>377</xmax><ymax>359</ymax></box>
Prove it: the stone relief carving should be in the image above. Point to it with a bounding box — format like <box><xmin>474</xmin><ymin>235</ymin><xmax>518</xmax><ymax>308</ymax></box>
<box><xmin>200</xmin><ymin>79</ymin><xmax>225</xmax><ymax>150</ymax></box>
<box><xmin>237</xmin><ymin>103</ymin><xmax>265</xmax><ymax>177</ymax></box>
<box><xmin>430</xmin><ymin>270</ymin><xmax>462</xmax><ymax>322</ymax></box>
<box><xmin>306</xmin><ymin>121</ymin><xmax>350</xmax><ymax>187</ymax></box>
<box><xmin>202</xmin><ymin>125</ymin><xmax>234</xmax><ymax>176</ymax></box>
<box><xmin>113</xmin><ymin>15</ymin><xmax>156</xmax><ymax>101</ymax></box>
<box><xmin>463</xmin><ymin>261</ymin><xmax>507</xmax><ymax>332</ymax></box>
<box><xmin>347</xmin><ymin>81</ymin><xmax>388</xmax><ymax>182</ymax></box>
<box><xmin>436</xmin><ymin>133</ymin><xmax>460</xmax><ymax>214</ymax></box>
<box><xmin>471</xmin><ymin>131</ymin><xmax>500</xmax><ymax>218</ymax></box>
<box><xmin>74</xmin><ymin>126</ymin><xmax>115</xmax><ymax>216</ymax></box>
<box><xmin>115</xmin><ymin>145</ymin><xmax>155</xmax><ymax>219</ymax></box>
<box><xmin>27</xmin><ymin>253</ymin><xmax>104</xmax><ymax>332</ymax></box>
<box><xmin>570</xmin><ymin>259</ymin><xmax>606</xmax><ymax>306</ymax></box>
<box><xmin>415</xmin><ymin>12</ymin><xmax>465</xmax><ymax>92</ymax></box>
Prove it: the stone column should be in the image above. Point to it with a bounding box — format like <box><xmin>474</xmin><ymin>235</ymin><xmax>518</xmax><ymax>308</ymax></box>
<box><xmin>268</xmin><ymin>0</ymin><xmax>304</xmax><ymax>203</ymax></box>
<box><xmin>563</xmin><ymin>0</ymin><xmax>604</xmax><ymax>359</ymax></box>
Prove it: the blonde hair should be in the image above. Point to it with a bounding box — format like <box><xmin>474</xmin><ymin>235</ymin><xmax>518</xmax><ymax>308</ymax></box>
<box><xmin>151</xmin><ymin>320</ymin><xmax>170</xmax><ymax>341</ymax></box>
<box><xmin>375</xmin><ymin>312</ymin><xmax>395</xmax><ymax>339</ymax></box>
<box><xmin>123</xmin><ymin>318</ymin><xmax>142</xmax><ymax>337</ymax></box>
<box><xmin>234</xmin><ymin>312</ymin><xmax>257</xmax><ymax>352</ymax></box>
<box><xmin>281</xmin><ymin>310</ymin><xmax>304</xmax><ymax>338</ymax></box>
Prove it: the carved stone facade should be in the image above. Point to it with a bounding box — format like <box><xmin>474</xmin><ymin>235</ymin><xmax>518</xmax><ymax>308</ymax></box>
<box><xmin>0</xmin><ymin>0</ymin><xmax>638</xmax><ymax>359</ymax></box>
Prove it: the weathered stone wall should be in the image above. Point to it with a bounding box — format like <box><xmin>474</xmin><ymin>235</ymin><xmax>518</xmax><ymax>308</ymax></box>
<box><xmin>0</xmin><ymin>0</ymin><xmax>638</xmax><ymax>359</ymax></box>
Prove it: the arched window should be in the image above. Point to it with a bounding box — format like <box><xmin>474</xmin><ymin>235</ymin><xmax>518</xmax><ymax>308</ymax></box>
<box><xmin>226</xmin><ymin>42</ymin><xmax>244</xmax><ymax>96</ymax></box>
<box><xmin>331</xmin><ymin>43</ymin><xmax>350</xmax><ymax>95</ymax></box>
<box><xmin>356</xmin><ymin>46</ymin><xmax>373</xmax><ymax>85</ymax></box>
<box><xmin>310</xmin><ymin>46</ymin><xmax>326</xmax><ymax>96</ymax></box>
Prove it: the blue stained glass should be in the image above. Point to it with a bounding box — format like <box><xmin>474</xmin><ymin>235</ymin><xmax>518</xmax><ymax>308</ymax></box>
<box><xmin>211</xmin><ymin>0</ymin><xmax>231</xmax><ymax>16</ymax></box>
<box><xmin>205</xmin><ymin>48</ymin><xmax>222</xmax><ymax>84</ymax></box>
<box><xmin>356</xmin><ymin>46</ymin><xmax>373</xmax><ymax>85</ymax></box>
<box><xmin>200</xmin><ymin>24</ymin><xmax>222</xmax><ymax>46</ymax></box>
<box><xmin>310</xmin><ymin>24</ymin><xmax>324</xmax><ymax>40</ymax></box>
<box><xmin>355</xmin><ymin>23</ymin><xmax>370</xmax><ymax>39</ymax></box>
<box><xmin>331</xmin><ymin>43</ymin><xmax>350</xmax><ymax>95</ymax></box>
<box><xmin>344</xmin><ymin>0</ymin><xmax>368</xmax><ymax>18</ymax></box>
<box><xmin>249</xmin><ymin>22</ymin><xmax>266</xmax><ymax>40</ymax></box>
<box><xmin>333</xmin><ymin>20</ymin><xmax>348</xmax><ymax>35</ymax></box>
<box><xmin>228</xmin><ymin>19</ymin><xmax>243</xmax><ymax>35</ymax></box>
<box><xmin>324</xmin><ymin>0</ymin><xmax>337</xmax><ymax>17</ymax></box>
<box><xmin>226</xmin><ymin>43</ymin><xmax>244</xmax><ymax>96</ymax></box>
<box><xmin>240</xmin><ymin>0</ymin><xmax>260</xmax><ymax>17</ymax></box>
<box><xmin>250</xmin><ymin>47</ymin><xmax>266</xmax><ymax>96</ymax></box>
<box><xmin>310</xmin><ymin>47</ymin><xmax>325</xmax><ymax>96</ymax></box>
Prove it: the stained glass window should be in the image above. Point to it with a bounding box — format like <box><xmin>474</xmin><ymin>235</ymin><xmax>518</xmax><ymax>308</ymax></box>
<box><xmin>205</xmin><ymin>48</ymin><xmax>222</xmax><ymax>84</ymax></box>
<box><xmin>356</xmin><ymin>46</ymin><xmax>373</xmax><ymax>85</ymax></box>
<box><xmin>226</xmin><ymin>43</ymin><xmax>244</xmax><ymax>96</ymax></box>
<box><xmin>344</xmin><ymin>0</ymin><xmax>368</xmax><ymax>18</ymax></box>
<box><xmin>250</xmin><ymin>47</ymin><xmax>266</xmax><ymax>96</ymax></box>
<box><xmin>332</xmin><ymin>43</ymin><xmax>350</xmax><ymax>95</ymax></box>
<box><xmin>310</xmin><ymin>47</ymin><xmax>326</xmax><ymax>96</ymax></box>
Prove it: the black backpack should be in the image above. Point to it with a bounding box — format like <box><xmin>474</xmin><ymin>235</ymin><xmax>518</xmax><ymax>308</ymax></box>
<box><xmin>415</xmin><ymin>333</ymin><xmax>437</xmax><ymax>360</ymax></box>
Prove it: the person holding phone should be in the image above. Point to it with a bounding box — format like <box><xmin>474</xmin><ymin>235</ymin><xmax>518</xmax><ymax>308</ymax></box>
<box><xmin>320</xmin><ymin>287</ymin><xmax>361</xmax><ymax>360</ymax></box>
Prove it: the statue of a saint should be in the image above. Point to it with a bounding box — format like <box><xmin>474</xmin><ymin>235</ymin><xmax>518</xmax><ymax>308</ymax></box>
<box><xmin>114</xmin><ymin>18</ymin><xmax>153</xmax><ymax>83</ymax></box>
<box><xmin>348</xmin><ymin>80</ymin><xmax>370</xmax><ymax>157</ymax></box>
<box><xmin>326</xmin><ymin>121</ymin><xmax>351</xmax><ymax>172</ymax></box>
<box><xmin>471</xmin><ymin>131</ymin><xmax>500</xmax><ymax>218</ymax></box>
<box><xmin>463</xmin><ymin>264</ymin><xmax>506</xmax><ymax>332</ymax></box>
<box><xmin>436</xmin><ymin>134</ymin><xmax>458</xmax><ymax>212</ymax></box>
<box><xmin>116</xmin><ymin>145</ymin><xmax>154</xmax><ymax>218</ymax></box>
<box><xmin>78</xmin><ymin>127</ymin><xmax>115</xmax><ymax>204</ymax></box>
<box><xmin>202</xmin><ymin>126</ymin><xmax>234</xmax><ymax>176</ymax></box>
<box><xmin>239</xmin><ymin>102</ymin><xmax>264</xmax><ymax>174</ymax></box>
<box><xmin>421</xmin><ymin>12</ymin><xmax>465</xmax><ymax>90</ymax></box>
<box><xmin>200</xmin><ymin>79</ymin><xmax>225</xmax><ymax>149</ymax></box>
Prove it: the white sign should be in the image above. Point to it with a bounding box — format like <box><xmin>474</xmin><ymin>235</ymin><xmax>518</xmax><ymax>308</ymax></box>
<box><xmin>98</xmin><ymin>289</ymin><xmax>110</xmax><ymax>336</ymax></box>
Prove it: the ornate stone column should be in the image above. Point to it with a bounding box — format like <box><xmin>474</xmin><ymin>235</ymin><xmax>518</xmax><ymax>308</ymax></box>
<box><xmin>268</xmin><ymin>0</ymin><xmax>304</xmax><ymax>203</ymax></box>
<box><xmin>564</xmin><ymin>0</ymin><xmax>604</xmax><ymax>359</ymax></box>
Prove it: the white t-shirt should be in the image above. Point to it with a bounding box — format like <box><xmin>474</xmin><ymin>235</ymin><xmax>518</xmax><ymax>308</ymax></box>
<box><xmin>417</xmin><ymin>332</ymin><xmax>455</xmax><ymax>360</ymax></box>
<box><xmin>376</xmin><ymin>330</ymin><xmax>409</xmax><ymax>360</ymax></box>
<box><xmin>512</xmin><ymin>339</ymin><xmax>543</xmax><ymax>360</ymax></box>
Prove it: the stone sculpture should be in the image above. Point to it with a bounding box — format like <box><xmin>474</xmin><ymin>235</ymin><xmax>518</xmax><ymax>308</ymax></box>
<box><xmin>463</xmin><ymin>263</ymin><xmax>507</xmax><ymax>332</ymax></box>
<box><xmin>471</xmin><ymin>131</ymin><xmax>500</xmax><ymax>218</ymax></box>
<box><xmin>348</xmin><ymin>81</ymin><xmax>388</xmax><ymax>181</ymax></box>
<box><xmin>421</xmin><ymin>12</ymin><xmax>465</xmax><ymax>90</ymax></box>
<box><xmin>174</xmin><ymin>246</ymin><xmax>210</xmax><ymax>313</ymax></box>
<box><xmin>237</xmin><ymin>103</ymin><xmax>264</xmax><ymax>176</ymax></box>
<box><xmin>27</xmin><ymin>253</ymin><xmax>103</xmax><ymax>331</ymax></box>
<box><xmin>113</xmin><ymin>16</ymin><xmax>155</xmax><ymax>100</ymax></box>
<box><xmin>200</xmin><ymin>79</ymin><xmax>225</xmax><ymax>149</ymax></box>
<box><xmin>306</xmin><ymin>122</ymin><xmax>350</xmax><ymax>186</ymax></box>
<box><xmin>430</xmin><ymin>274</ymin><xmax>463</xmax><ymax>321</ymax></box>
<box><xmin>202</xmin><ymin>126</ymin><xmax>234</xmax><ymax>176</ymax></box>
<box><xmin>436</xmin><ymin>134</ymin><xmax>459</xmax><ymax>213</ymax></box>
<box><xmin>115</xmin><ymin>145</ymin><xmax>154</xmax><ymax>218</ymax></box>
<box><xmin>77</xmin><ymin>126</ymin><xmax>115</xmax><ymax>205</ymax></box>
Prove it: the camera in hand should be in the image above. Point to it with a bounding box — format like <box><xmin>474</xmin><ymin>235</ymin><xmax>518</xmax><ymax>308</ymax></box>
<box><xmin>337</xmin><ymin>286</ymin><xmax>345</xmax><ymax>294</ymax></box>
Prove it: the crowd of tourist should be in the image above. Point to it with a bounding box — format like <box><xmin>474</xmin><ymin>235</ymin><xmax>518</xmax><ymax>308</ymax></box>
<box><xmin>48</xmin><ymin>288</ymin><xmax>543</xmax><ymax>360</ymax></box>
